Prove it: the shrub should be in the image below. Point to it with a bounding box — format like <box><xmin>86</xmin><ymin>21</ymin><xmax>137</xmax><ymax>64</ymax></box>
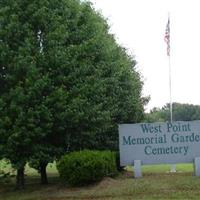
<box><xmin>57</xmin><ymin>150</ymin><xmax>117</xmax><ymax>186</ymax></box>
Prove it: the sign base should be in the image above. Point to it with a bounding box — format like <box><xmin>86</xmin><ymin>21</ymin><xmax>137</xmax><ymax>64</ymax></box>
<box><xmin>194</xmin><ymin>157</ymin><xmax>200</xmax><ymax>176</ymax></box>
<box><xmin>134</xmin><ymin>160</ymin><xmax>142</xmax><ymax>178</ymax></box>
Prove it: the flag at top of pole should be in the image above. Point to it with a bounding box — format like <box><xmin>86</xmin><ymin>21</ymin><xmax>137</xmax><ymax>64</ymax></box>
<box><xmin>164</xmin><ymin>16</ymin><xmax>170</xmax><ymax>56</ymax></box>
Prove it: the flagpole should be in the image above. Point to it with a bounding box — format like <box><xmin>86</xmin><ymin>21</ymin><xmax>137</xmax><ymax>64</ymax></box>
<box><xmin>166</xmin><ymin>13</ymin><xmax>176</xmax><ymax>172</ymax></box>
<box><xmin>168</xmin><ymin>37</ymin><xmax>176</xmax><ymax>172</ymax></box>
<box><xmin>164</xmin><ymin>13</ymin><xmax>173</xmax><ymax>124</ymax></box>
<box><xmin>168</xmin><ymin>52</ymin><xmax>173</xmax><ymax>123</ymax></box>
<box><xmin>168</xmin><ymin>12</ymin><xmax>173</xmax><ymax>123</ymax></box>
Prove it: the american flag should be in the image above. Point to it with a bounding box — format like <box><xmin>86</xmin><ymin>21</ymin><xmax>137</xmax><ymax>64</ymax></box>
<box><xmin>164</xmin><ymin>17</ymin><xmax>170</xmax><ymax>56</ymax></box>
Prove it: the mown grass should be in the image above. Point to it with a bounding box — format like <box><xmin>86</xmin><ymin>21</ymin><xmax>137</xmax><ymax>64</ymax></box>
<box><xmin>0</xmin><ymin>162</ymin><xmax>200</xmax><ymax>200</ymax></box>
<box><xmin>126</xmin><ymin>163</ymin><xmax>193</xmax><ymax>173</ymax></box>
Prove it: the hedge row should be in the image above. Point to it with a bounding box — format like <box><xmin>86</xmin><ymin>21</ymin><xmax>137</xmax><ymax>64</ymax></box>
<box><xmin>57</xmin><ymin>150</ymin><xmax>117</xmax><ymax>186</ymax></box>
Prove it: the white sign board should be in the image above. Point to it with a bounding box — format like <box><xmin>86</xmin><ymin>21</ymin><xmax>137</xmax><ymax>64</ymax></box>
<box><xmin>119</xmin><ymin>121</ymin><xmax>200</xmax><ymax>166</ymax></box>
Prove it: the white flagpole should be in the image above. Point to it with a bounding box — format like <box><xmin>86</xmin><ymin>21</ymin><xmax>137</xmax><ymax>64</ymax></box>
<box><xmin>166</xmin><ymin>13</ymin><xmax>176</xmax><ymax>172</ymax></box>
<box><xmin>168</xmin><ymin>12</ymin><xmax>173</xmax><ymax>124</ymax></box>
<box><xmin>168</xmin><ymin>55</ymin><xmax>173</xmax><ymax>123</ymax></box>
<box><xmin>164</xmin><ymin>13</ymin><xmax>173</xmax><ymax>123</ymax></box>
<box><xmin>169</xmin><ymin>43</ymin><xmax>176</xmax><ymax>172</ymax></box>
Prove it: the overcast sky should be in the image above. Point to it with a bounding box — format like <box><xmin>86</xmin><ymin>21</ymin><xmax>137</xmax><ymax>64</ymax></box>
<box><xmin>90</xmin><ymin>0</ymin><xmax>200</xmax><ymax>111</ymax></box>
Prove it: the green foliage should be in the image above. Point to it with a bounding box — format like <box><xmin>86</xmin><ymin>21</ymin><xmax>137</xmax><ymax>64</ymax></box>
<box><xmin>0</xmin><ymin>159</ymin><xmax>14</xmax><ymax>183</ymax></box>
<box><xmin>57</xmin><ymin>150</ymin><xmax>117</xmax><ymax>186</ymax></box>
<box><xmin>145</xmin><ymin>103</ymin><xmax>200</xmax><ymax>122</ymax></box>
<box><xmin>0</xmin><ymin>0</ymin><xmax>146</xmax><ymax>187</ymax></box>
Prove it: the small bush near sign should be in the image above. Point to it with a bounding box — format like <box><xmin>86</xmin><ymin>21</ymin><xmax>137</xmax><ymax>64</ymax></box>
<box><xmin>57</xmin><ymin>150</ymin><xmax>117</xmax><ymax>186</ymax></box>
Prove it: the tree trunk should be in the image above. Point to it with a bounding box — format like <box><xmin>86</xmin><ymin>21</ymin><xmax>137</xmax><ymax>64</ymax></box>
<box><xmin>16</xmin><ymin>166</ymin><xmax>25</xmax><ymax>190</ymax></box>
<box><xmin>40</xmin><ymin>162</ymin><xmax>48</xmax><ymax>185</ymax></box>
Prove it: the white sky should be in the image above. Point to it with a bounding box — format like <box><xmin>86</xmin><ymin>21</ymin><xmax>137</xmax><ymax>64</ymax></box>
<box><xmin>90</xmin><ymin>0</ymin><xmax>200</xmax><ymax>111</ymax></box>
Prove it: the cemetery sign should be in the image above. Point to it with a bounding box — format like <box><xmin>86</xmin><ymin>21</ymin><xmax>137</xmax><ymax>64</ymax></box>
<box><xmin>119</xmin><ymin>121</ymin><xmax>200</xmax><ymax>177</ymax></box>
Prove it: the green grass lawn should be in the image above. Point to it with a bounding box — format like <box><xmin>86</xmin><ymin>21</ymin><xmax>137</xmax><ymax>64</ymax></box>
<box><xmin>126</xmin><ymin>163</ymin><xmax>193</xmax><ymax>173</ymax></box>
<box><xmin>0</xmin><ymin>162</ymin><xmax>200</xmax><ymax>200</ymax></box>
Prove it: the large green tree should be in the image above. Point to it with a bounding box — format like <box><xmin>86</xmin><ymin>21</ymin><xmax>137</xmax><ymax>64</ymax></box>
<box><xmin>0</xmin><ymin>0</ymin><xmax>146</xmax><ymax>188</ymax></box>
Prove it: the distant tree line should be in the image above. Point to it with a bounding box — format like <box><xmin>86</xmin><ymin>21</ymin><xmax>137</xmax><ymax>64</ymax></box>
<box><xmin>145</xmin><ymin>103</ymin><xmax>200</xmax><ymax>122</ymax></box>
